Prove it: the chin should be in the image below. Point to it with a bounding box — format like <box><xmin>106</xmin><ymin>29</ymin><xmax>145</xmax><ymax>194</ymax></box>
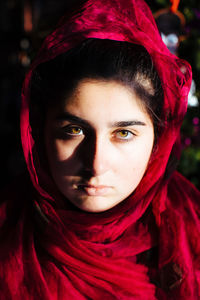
<box><xmin>71</xmin><ymin>196</ymin><xmax>120</xmax><ymax>213</ymax></box>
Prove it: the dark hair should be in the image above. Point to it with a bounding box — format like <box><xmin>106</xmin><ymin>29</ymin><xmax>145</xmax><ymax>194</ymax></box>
<box><xmin>30</xmin><ymin>39</ymin><xmax>164</xmax><ymax>140</ymax></box>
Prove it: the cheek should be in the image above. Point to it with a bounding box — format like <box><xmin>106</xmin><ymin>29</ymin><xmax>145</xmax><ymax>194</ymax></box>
<box><xmin>52</xmin><ymin>140</ymin><xmax>76</xmax><ymax>161</ymax></box>
<box><xmin>112</xmin><ymin>146</ymin><xmax>151</xmax><ymax>200</ymax></box>
<box><xmin>118</xmin><ymin>138</ymin><xmax>153</xmax><ymax>183</ymax></box>
<box><xmin>119</xmin><ymin>156</ymin><xmax>146</xmax><ymax>182</ymax></box>
<box><xmin>45</xmin><ymin>137</ymin><xmax>81</xmax><ymax>178</ymax></box>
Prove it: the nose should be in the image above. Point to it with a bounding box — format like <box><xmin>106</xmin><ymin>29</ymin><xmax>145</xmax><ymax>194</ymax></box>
<box><xmin>82</xmin><ymin>134</ymin><xmax>110</xmax><ymax>176</ymax></box>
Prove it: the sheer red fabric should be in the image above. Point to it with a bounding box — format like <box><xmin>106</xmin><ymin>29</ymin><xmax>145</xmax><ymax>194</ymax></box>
<box><xmin>1</xmin><ymin>0</ymin><xmax>200</xmax><ymax>299</ymax></box>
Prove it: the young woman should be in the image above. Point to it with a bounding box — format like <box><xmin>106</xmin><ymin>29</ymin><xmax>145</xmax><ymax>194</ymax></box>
<box><xmin>1</xmin><ymin>0</ymin><xmax>200</xmax><ymax>299</ymax></box>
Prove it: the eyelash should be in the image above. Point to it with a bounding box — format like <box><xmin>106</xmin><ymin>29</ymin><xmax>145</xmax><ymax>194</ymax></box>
<box><xmin>63</xmin><ymin>125</ymin><xmax>84</xmax><ymax>136</ymax></box>
<box><xmin>114</xmin><ymin>130</ymin><xmax>135</xmax><ymax>141</ymax></box>
<box><xmin>62</xmin><ymin>125</ymin><xmax>135</xmax><ymax>141</ymax></box>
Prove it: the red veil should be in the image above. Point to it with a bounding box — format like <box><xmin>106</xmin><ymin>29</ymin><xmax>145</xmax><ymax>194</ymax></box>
<box><xmin>1</xmin><ymin>0</ymin><xmax>200</xmax><ymax>299</ymax></box>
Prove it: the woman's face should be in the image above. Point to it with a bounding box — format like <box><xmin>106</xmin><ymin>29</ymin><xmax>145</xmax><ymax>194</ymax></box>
<box><xmin>45</xmin><ymin>80</ymin><xmax>154</xmax><ymax>212</ymax></box>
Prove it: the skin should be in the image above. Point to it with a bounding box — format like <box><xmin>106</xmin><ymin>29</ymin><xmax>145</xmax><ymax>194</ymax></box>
<box><xmin>45</xmin><ymin>80</ymin><xmax>154</xmax><ymax>213</ymax></box>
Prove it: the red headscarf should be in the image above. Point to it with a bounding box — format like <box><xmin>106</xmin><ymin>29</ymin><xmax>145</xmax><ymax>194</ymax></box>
<box><xmin>1</xmin><ymin>0</ymin><xmax>200</xmax><ymax>299</ymax></box>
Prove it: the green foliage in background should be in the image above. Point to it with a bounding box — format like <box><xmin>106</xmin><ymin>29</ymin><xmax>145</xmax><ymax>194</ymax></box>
<box><xmin>148</xmin><ymin>0</ymin><xmax>200</xmax><ymax>189</ymax></box>
<box><xmin>179</xmin><ymin>107</ymin><xmax>200</xmax><ymax>189</ymax></box>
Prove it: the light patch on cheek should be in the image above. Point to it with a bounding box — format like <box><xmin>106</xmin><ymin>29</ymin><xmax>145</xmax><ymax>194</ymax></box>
<box><xmin>53</xmin><ymin>140</ymin><xmax>71</xmax><ymax>161</ymax></box>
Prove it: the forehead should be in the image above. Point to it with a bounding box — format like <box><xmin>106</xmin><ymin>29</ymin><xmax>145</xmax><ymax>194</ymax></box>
<box><xmin>62</xmin><ymin>80</ymin><xmax>149</xmax><ymax>117</ymax></box>
<box><xmin>46</xmin><ymin>79</ymin><xmax>153</xmax><ymax>131</ymax></box>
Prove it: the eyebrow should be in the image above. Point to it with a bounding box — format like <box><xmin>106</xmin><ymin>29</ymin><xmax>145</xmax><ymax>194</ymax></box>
<box><xmin>56</xmin><ymin>112</ymin><xmax>146</xmax><ymax>127</ymax></box>
<box><xmin>111</xmin><ymin>121</ymin><xmax>146</xmax><ymax>127</ymax></box>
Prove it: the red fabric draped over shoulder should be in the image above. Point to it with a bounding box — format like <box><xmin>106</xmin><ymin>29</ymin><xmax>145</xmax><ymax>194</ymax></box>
<box><xmin>0</xmin><ymin>0</ymin><xmax>200</xmax><ymax>299</ymax></box>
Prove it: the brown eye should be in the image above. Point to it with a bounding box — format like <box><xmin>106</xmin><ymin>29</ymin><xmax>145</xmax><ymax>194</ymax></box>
<box><xmin>65</xmin><ymin>126</ymin><xmax>83</xmax><ymax>136</ymax></box>
<box><xmin>115</xmin><ymin>130</ymin><xmax>134</xmax><ymax>140</ymax></box>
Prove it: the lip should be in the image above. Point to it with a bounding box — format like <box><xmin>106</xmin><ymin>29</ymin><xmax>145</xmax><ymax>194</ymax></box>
<box><xmin>75</xmin><ymin>184</ymin><xmax>112</xmax><ymax>196</ymax></box>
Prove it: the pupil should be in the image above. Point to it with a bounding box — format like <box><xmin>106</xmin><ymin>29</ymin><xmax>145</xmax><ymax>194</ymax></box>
<box><xmin>73</xmin><ymin>127</ymin><xmax>80</xmax><ymax>133</ymax></box>
<box><xmin>121</xmin><ymin>130</ymin><xmax>127</xmax><ymax>136</ymax></box>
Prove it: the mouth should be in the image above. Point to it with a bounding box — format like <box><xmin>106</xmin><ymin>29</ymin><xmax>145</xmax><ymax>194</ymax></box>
<box><xmin>73</xmin><ymin>183</ymin><xmax>112</xmax><ymax>196</ymax></box>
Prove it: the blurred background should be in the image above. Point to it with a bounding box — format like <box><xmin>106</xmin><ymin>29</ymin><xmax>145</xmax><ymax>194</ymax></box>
<box><xmin>0</xmin><ymin>0</ymin><xmax>199</xmax><ymax>189</ymax></box>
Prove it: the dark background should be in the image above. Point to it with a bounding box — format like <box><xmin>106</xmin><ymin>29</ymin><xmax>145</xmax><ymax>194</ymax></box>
<box><xmin>0</xmin><ymin>0</ymin><xmax>199</xmax><ymax>189</ymax></box>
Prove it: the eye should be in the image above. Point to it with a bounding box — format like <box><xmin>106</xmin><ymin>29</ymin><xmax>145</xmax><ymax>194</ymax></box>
<box><xmin>64</xmin><ymin>125</ymin><xmax>84</xmax><ymax>136</ymax></box>
<box><xmin>115</xmin><ymin>130</ymin><xmax>135</xmax><ymax>140</ymax></box>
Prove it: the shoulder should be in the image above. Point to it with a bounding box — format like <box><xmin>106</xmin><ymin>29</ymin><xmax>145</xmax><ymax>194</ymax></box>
<box><xmin>167</xmin><ymin>171</ymin><xmax>200</xmax><ymax>252</ymax></box>
<box><xmin>0</xmin><ymin>171</ymin><xmax>31</xmax><ymax>201</ymax></box>
<box><xmin>166</xmin><ymin>171</ymin><xmax>200</xmax><ymax>248</ymax></box>
<box><xmin>168</xmin><ymin>171</ymin><xmax>200</xmax><ymax>207</ymax></box>
<box><xmin>165</xmin><ymin>172</ymin><xmax>200</xmax><ymax>293</ymax></box>
<box><xmin>0</xmin><ymin>172</ymin><xmax>32</xmax><ymax>227</ymax></box>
